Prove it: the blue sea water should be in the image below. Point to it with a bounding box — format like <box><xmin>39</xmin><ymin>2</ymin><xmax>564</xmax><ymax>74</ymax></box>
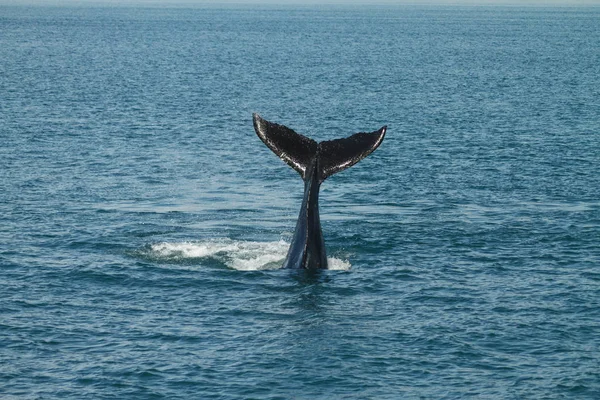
<box><xmin>1</xmin><ymin>3</ymin><xmax>600</xmax><ymax>398</ymax></box>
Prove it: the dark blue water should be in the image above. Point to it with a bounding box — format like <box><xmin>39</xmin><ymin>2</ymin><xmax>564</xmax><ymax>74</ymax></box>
<box><xmin>2</xmin><ymin>3</ymin><xmax>599</xmax><ymax>398</ymax></box>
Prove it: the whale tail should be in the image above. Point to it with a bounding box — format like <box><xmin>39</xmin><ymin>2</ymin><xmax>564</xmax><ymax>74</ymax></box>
<box><xmin>253</xmin><ymin>113</ymin><xmax>386</xmax><ymax>182</ymax></box>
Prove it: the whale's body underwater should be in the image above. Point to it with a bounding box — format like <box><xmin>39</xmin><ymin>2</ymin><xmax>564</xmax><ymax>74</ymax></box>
<box><xmin>252</xmin><ymin>113</ymin><xmax>386</xmax><ymax>270</ymax></box>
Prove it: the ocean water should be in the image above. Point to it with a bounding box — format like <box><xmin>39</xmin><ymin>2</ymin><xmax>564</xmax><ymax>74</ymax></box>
<box><xmin>1</xmin><ymin>3</ymin><xmax>599</xmax><ymax>398</ymax></box>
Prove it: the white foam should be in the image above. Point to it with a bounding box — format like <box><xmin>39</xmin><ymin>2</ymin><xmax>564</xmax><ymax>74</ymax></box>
<box><xmin>327</xmin><ymin>257</ymin><xmax>351</xmax><ymax>271</ymax></box>
<box><xmin>148</xmin><ymin>239</ymin><xmax>351</xmax><ymax>271</ymax></box>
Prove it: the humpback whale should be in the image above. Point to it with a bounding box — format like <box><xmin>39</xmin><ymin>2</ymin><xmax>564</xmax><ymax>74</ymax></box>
<box><xmin>253</xmin><ymin>113</ymin><xmax>386</xmax><ymax>269</ymax></box>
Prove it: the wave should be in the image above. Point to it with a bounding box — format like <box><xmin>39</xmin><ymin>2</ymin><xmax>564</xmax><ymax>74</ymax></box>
<box><xmin>146</xmin><ymin>239</ymin><xmax>351</xmax><ymax>271</ymax></box>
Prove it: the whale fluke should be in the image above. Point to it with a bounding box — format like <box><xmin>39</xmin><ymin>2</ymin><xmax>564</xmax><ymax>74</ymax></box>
<box><xmin>252</xmin><ymin>113</ymin><xmax>387</xmax><ymax>269</ymax></box>
<box><xmin>253</xmin><ymin>113</ymin><xmax>386</xmax><ymax>182</ymax></box>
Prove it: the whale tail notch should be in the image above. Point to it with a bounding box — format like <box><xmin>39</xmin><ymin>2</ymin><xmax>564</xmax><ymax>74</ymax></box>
<box><xmin>253</xmin><ymin>113</ymin><xmax>386</xmax><ymax>182</ymax></box>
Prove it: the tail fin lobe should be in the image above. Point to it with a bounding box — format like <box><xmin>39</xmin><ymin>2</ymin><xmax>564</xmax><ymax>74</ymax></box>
<box><xmin>253</xmin><ymin>113</ymin><xmax>317</xmax><ymax>179</ymax></box>
<box><xmin>318</xmin><ymin>126</ymin><xmax>386</xmax><ymax>180</ymax></box>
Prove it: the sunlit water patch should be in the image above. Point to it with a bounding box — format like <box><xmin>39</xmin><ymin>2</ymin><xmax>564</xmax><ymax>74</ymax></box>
<box><xmin>142</xmin><ymin>239</ymin><xmax>351</xmax><ymax>271</ymax></box>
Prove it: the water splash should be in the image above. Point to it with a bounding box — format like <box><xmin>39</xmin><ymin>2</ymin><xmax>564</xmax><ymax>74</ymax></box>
<box><xmin>147</xmin><ymin>239</ymin><xmax>351</xmax><ymax>271</ymax></box>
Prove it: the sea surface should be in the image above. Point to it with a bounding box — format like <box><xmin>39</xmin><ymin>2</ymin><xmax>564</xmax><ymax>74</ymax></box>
<box><xmin>1</xmin><ymin>3</ymin><xmax>599</xmax><ymax>399</ymax></box>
